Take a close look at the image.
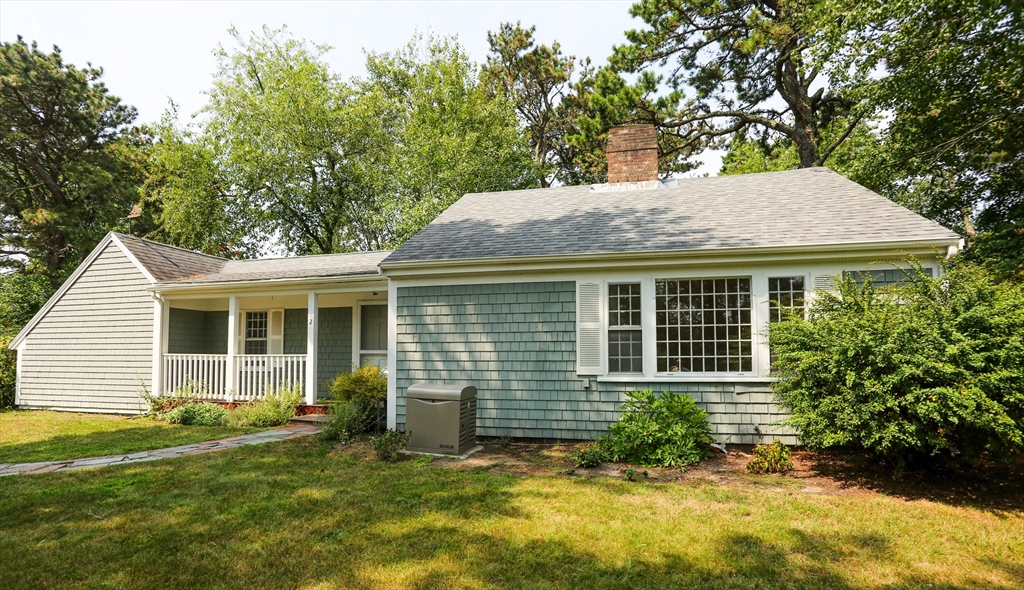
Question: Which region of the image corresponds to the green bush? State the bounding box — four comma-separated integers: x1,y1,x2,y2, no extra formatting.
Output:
746,440,793,474
139,381,200,416
0,272,54,409
238,384,303,427
571,442,609,468
328,364,387,430
601,390,714,468
319,400,365,442
165,402,229,426
369,429,410,462
769,261,1024,467
0,334,15,409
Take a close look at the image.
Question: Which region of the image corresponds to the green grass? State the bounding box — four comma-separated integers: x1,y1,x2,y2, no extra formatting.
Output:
1,436,1021,589
0,410,261,463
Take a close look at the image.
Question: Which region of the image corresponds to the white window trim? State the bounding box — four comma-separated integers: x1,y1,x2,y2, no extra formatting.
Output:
243,310,270,355
589,269,815,383
606,281,644,376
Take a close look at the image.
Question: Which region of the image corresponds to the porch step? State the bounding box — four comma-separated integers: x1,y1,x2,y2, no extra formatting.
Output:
289,414,332,425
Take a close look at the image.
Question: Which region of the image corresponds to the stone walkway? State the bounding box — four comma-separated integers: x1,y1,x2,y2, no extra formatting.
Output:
0,424,319,477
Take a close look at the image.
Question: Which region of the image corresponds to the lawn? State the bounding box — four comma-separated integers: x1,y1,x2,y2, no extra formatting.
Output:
0,410,261,464
1,436,1021,590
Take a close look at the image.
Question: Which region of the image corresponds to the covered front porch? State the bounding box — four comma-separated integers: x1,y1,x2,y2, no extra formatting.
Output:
152,288,389,405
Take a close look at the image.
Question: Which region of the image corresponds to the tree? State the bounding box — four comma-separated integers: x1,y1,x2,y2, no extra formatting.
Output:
482,22,587,187
826,0,1024,278
0,38,148,285
607,0,867,169
143,106,263,258
361,35,536,243
155,30,534,255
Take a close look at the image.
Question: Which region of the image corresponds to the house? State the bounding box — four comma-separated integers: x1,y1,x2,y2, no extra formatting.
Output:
8,125,961,443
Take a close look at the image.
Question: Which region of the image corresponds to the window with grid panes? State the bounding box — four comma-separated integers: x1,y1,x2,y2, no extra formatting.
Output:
768,277,806,365
245,311,268,355
608,283,643,373
655,278,752,372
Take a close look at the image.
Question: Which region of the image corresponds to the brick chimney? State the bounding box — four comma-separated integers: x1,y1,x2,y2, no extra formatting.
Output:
607,124,659,184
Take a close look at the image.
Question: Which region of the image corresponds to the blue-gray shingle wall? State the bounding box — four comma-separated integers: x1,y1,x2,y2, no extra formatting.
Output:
282,307,353,399
395,281,794,444
168,308,227,354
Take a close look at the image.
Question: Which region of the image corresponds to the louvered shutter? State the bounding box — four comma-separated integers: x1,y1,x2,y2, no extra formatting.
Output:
269,309,284,354
812,275,835,291
237,309,246,354
576,281,603,375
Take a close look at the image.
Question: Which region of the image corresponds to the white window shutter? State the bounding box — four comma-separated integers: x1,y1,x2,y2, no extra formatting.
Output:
269,309,284,354
237,309,246,354
812,275,835,291
576,281,603,375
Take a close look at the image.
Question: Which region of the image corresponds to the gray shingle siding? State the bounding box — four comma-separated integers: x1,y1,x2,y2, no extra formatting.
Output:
167,308,206,354
167,309,228,354
282,307,353,398
395,281,794,444
18,242,154,413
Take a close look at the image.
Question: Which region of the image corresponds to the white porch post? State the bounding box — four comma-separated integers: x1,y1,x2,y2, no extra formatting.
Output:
152,295,165,396
386,280,398,430
226,295,238,396
305,292,319,405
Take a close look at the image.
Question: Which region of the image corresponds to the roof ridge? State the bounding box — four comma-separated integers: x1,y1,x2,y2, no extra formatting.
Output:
226,249,394,264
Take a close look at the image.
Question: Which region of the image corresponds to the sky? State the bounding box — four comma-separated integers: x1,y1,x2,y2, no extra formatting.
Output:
0,0,722,175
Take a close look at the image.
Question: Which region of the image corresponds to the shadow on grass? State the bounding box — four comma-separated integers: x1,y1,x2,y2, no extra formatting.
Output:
0,437,1018,589
801,449,1024,514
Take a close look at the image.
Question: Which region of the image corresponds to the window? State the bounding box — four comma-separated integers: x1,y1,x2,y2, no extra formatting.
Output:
359,304,388,370
655,278,752,373
608,283,642,373
768,277,806,323
768,277,806,365
845,268,934,287
244,311,268,355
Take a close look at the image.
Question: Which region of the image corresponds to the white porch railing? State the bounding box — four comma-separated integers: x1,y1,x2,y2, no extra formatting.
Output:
162,354,306,402
234,354,306,401
163,354,228,399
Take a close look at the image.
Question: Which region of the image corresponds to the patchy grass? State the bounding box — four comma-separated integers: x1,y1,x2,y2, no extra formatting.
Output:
1,436,1021,589
0,410,261,463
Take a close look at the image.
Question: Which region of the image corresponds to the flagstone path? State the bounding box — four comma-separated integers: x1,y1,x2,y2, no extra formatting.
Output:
0,424,320,477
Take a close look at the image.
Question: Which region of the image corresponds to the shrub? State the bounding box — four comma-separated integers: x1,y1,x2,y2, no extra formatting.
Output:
238,384,302,427
601,390,714,468
769,261,1024,467
571,441,609,468
139,381,200,416
0,334,15,409
746,440,793,474
319,400,365,442
328,364,387,430
165,402,229,426
369,429,410,462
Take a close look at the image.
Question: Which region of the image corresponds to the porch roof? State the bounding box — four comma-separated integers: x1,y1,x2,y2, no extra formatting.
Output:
114,233,390,286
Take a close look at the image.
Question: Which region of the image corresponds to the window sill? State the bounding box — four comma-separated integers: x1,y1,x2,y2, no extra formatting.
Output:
596,374,774,383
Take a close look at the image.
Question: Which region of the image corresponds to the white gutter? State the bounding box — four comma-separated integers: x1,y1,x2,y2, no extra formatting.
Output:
379,238,960,278
149,272,387,294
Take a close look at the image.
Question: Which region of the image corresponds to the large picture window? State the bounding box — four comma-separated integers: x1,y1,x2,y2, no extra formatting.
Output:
244,311,268,355
655,278,752,373
608,283,643,373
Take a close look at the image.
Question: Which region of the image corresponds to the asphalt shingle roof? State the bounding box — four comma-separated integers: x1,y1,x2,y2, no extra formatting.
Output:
382,168,960,265
114,233,388,285
164,251,391,285
115,233,227,282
